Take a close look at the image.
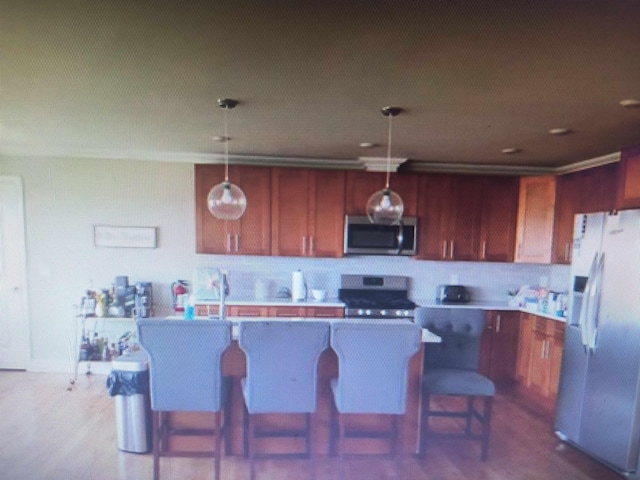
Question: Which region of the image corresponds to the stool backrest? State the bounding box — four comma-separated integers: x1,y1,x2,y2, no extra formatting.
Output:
330,320,421,414
238,320,330,413
137,319,231,412
415,307,485,371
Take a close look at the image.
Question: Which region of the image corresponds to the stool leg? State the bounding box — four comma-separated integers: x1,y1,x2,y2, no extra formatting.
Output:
417,392,430,457
481,397,493,461
214,412,222,480
248,413,256,480
243,403,249,458
466,396,474,436
152,411,160,480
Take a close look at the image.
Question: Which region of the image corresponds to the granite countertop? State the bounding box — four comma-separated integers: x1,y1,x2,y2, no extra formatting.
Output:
414,299,566,322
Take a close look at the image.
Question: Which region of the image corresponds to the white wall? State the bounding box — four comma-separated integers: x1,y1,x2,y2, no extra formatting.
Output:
0,156,569,372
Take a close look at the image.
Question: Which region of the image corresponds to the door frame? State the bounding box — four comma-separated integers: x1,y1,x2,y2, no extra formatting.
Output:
0,176,31,369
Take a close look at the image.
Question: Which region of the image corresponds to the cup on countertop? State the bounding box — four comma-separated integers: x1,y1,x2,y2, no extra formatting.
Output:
311,289,327,302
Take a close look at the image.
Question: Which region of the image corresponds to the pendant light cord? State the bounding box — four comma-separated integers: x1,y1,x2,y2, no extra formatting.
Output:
385,111,392,190
224,105,230,183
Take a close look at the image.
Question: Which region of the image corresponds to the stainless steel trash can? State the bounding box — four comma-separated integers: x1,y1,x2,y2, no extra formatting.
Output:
108,350,152,453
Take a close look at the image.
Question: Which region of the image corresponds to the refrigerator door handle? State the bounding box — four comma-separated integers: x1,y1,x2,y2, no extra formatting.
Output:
579,253,598,348
587,253,605,351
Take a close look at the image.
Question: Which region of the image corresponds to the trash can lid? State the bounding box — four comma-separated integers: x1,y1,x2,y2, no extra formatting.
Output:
111,350,148,372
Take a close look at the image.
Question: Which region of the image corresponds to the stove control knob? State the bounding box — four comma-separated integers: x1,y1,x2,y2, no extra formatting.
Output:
357,309,365,316
365,309,372,316
379,309,387,316
403,310,410,317
394,310,402,316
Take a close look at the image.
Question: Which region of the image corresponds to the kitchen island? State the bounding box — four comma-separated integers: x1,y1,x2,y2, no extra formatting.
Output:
147,316,439,456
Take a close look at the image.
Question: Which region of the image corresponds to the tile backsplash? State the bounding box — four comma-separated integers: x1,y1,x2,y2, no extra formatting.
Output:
196,254,570,304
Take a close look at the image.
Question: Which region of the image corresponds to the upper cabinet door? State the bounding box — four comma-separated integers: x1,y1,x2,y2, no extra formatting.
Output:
271,168,346,257
552,164,618,264
195,164,271,255
271,168,311,257
416,174,482,261
308,169,345,257
345,171,418,216
416,173,450,260
617,145,640,210
479,176,519,262
447,175,483,261
515,176,556,264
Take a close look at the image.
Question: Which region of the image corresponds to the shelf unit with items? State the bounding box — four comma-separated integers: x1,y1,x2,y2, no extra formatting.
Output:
72,312,138,381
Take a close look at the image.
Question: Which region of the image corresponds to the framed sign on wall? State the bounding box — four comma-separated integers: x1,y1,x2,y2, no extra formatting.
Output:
94,225,157,248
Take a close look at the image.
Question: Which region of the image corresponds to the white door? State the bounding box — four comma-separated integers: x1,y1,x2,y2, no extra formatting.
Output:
0,176,30,369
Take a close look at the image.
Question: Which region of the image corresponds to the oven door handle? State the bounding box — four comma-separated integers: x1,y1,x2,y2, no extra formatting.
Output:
396,221,404,255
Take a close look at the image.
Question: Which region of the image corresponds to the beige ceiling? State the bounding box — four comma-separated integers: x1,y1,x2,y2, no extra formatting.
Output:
2,0,640,174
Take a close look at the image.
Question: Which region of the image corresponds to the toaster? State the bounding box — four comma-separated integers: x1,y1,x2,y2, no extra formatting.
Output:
436,285,471,303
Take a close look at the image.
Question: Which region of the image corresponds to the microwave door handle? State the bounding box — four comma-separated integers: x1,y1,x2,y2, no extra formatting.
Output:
396,221,404,255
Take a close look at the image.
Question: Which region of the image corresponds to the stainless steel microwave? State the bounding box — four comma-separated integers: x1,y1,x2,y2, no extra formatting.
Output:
343,215,417,256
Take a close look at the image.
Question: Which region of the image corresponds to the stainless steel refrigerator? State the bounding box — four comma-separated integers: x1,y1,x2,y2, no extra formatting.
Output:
555,209,640,476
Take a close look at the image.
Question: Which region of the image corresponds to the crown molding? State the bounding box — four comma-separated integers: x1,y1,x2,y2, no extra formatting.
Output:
0,144,621,176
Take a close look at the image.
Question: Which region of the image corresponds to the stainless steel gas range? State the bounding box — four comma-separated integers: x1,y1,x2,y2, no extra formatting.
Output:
338,274,416,319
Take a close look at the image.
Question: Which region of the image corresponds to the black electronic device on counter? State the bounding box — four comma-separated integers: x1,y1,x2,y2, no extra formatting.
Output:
436,285,471,303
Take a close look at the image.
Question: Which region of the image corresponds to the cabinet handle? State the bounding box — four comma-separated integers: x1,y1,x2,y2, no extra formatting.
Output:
302,236,307,255
237,313,260,317
309,236,315,256
450,240,455,259
565,243,570,262
277,313,302,317
313,313,335,317
235,234,239,252
496,315,501,333
226,234,232,253
541,339,547,359
482,241,487,260
442,241,448,259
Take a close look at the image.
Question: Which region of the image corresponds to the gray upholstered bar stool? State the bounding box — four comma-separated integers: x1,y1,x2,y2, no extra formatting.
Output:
137,319,231,480
238,320,331,480
329,320,422,477
415,307,495,461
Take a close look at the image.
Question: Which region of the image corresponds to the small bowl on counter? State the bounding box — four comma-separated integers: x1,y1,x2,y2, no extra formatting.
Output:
311,289,327,302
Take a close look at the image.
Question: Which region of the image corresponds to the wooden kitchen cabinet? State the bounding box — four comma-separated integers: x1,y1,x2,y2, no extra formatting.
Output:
269,305,344,318
416,173,482,261
616,145,640,209
271,168,345,257
195,164,271,255
196,304,344,318
515,176,556,264
552,164,618,264
479,176,519,262
479,310,521,383
344,171,418,216
516,313,565,409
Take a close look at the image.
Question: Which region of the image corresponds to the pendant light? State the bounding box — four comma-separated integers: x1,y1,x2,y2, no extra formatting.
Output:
207,98,247,220
366,106,404,224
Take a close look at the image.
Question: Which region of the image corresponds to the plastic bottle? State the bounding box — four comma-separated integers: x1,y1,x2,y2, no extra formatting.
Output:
184,294,196,320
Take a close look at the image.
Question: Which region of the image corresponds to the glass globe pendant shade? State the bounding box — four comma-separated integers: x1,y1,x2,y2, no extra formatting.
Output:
207,181,247,220
366,187,404,225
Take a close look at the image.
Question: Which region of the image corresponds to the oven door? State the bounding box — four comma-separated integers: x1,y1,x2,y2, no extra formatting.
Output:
344,215,417,255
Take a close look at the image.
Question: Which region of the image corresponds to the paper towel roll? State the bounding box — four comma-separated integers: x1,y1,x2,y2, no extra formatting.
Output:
292,270,307,302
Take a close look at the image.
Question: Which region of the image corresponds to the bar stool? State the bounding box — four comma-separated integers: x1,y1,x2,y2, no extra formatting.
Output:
329,320,422,477
415,307,495,461
137,319,231,480
238,320,330,480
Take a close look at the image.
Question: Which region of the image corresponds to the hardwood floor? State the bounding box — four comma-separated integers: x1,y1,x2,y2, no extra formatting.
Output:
0,371,625,480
